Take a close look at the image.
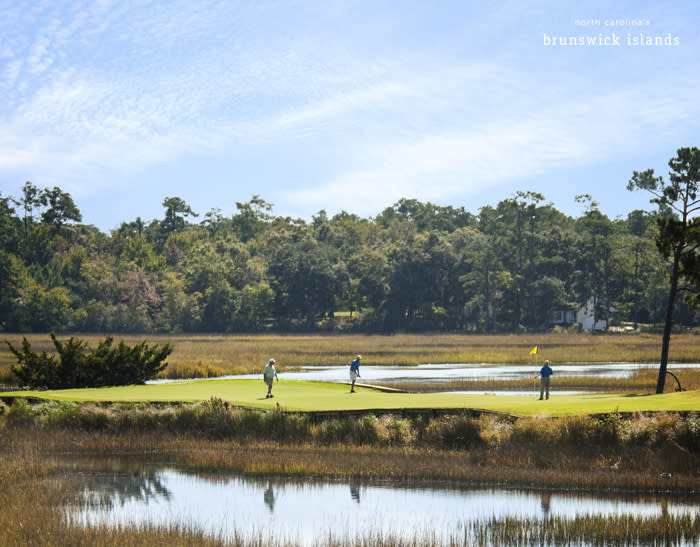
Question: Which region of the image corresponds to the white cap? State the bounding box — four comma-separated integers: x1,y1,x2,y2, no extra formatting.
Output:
269,358,275,364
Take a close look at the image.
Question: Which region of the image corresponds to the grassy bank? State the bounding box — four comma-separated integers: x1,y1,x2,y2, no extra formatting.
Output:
2,400,699,491
3,332,700,383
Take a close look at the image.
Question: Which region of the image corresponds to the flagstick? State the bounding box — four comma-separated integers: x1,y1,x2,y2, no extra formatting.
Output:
533,348,538,395
528,346,538,394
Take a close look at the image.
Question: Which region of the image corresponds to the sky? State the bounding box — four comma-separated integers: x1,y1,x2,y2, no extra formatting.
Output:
1,0,699,232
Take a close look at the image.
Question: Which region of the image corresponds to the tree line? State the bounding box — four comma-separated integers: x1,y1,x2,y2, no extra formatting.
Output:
1,151,699,336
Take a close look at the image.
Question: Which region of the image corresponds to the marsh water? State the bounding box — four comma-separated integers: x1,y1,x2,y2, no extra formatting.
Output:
151,362,700,395
65,460,697,545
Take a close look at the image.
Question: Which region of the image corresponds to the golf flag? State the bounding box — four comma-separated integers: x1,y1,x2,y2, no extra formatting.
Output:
529,346,538,355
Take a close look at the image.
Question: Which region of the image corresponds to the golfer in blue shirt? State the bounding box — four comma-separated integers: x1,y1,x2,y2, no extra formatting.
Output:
539,360,553,400
349,355,361,393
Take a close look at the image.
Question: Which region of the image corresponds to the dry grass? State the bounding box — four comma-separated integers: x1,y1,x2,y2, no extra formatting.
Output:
2,415,700,546
3,332,700,383
378,367,700,393
2,442,697,547
3,402,699,492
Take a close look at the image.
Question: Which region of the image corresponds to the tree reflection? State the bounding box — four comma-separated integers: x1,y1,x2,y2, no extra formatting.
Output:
79,471,171,509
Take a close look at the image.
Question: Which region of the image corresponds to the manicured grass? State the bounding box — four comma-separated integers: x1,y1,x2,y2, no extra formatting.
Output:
3,379,698,416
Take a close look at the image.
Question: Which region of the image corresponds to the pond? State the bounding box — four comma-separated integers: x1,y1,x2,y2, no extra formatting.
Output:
66,462,698,545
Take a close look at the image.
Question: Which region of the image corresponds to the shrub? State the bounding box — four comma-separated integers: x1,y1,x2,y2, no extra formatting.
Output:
674,413,700,453
5,399,37,427
75,404,114,431
43,400,82,427
349,414,380,445
422,414,482,449
594,413,624,446
6,333,173,389
509,415,557,445
314,415,380,446
259,407,312,443
476,414,511,446
195,396,239,439
315,418,352,445
555,414,594,446
376,415,415,446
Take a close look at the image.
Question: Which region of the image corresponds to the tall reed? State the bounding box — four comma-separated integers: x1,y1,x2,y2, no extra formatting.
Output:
3,400,699,493
4,332,700,380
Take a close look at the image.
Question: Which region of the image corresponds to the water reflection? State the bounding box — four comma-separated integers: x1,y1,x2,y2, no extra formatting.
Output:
81,470,171,509
69,462,697,545
264,481,276,513
540,491,551,516
349,481,361,503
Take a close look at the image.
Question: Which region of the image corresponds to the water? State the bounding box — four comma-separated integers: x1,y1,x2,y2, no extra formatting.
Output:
149,362,700,395
69,464,698,545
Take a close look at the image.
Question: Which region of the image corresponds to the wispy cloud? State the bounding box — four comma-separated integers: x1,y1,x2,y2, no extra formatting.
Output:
282,76,700,216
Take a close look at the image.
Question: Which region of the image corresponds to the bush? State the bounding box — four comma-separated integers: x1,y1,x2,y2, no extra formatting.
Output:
5,399,36,427
422,414,482,449
6,333,173,389
508,415,558,445
674,413,700,452
594,413,624,446
555,414,594,446
376,415,415,446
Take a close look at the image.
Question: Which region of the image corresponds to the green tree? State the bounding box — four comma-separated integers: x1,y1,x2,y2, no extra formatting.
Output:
267,237,346,324
493,192,545,329
19,181,40,237
460,226,511,332
160,196,198,237
627,146,700,393
235,282,274,331
573,195,616,329
39,186,82,227
231,195,273,242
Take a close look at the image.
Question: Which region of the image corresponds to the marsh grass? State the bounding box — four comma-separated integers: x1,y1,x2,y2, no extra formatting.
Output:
3,332,700,383
3,400,699,491
1,434,699,547
3,404,700,546
378,368,700,394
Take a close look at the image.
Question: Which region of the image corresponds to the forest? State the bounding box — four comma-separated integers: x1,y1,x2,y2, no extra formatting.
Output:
0,181,698,334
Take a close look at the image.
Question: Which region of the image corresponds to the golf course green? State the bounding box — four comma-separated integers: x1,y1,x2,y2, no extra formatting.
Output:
2,380,699,416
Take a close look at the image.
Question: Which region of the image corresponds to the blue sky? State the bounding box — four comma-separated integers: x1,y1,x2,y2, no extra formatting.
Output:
1,1,698,231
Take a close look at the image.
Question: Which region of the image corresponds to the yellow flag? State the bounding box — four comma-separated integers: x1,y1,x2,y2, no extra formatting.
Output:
529,346,538,355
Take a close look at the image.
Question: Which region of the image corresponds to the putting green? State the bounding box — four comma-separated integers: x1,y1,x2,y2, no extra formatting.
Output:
1,380,699,416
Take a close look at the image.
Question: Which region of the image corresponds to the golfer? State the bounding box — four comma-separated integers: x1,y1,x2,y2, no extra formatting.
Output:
538,359,553,400
263,358,278,398
349,354,361,393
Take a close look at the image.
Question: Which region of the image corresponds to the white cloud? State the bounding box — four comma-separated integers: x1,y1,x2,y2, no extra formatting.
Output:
282,78,700,216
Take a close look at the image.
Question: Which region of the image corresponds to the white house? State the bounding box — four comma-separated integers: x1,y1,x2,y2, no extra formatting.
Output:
552,297,616,331
576,297,615,331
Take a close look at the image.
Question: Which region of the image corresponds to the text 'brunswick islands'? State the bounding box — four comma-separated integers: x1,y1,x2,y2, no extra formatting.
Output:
543,32,680,47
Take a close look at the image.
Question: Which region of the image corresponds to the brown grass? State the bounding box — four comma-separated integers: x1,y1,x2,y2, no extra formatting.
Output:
3,405,699,493
2,414,699,546
3,332,700,383
377,367,700,393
